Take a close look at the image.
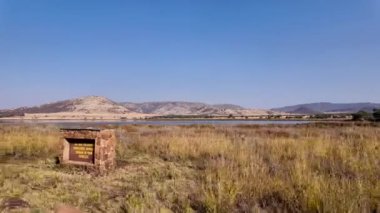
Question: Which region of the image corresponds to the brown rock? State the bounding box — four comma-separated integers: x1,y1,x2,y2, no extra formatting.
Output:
0,197,30,211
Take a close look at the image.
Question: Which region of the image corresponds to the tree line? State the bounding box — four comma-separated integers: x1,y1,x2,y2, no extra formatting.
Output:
352,109,380,121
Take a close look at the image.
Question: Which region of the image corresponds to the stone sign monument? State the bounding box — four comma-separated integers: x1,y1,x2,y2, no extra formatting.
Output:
59,128,116,173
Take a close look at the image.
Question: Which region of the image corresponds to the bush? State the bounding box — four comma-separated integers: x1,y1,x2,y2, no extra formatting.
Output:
313,114,332,119
352,111,372,121
373,109,380,122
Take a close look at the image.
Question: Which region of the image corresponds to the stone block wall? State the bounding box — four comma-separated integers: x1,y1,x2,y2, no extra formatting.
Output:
60,128,116,173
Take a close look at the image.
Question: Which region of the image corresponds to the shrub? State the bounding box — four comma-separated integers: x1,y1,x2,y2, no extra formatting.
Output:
352,111,372,121
373,109,380,122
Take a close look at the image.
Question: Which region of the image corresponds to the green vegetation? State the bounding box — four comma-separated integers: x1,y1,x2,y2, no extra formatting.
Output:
351,109,380,122
373,109,380,122
0,124,380,212
352,111,373,121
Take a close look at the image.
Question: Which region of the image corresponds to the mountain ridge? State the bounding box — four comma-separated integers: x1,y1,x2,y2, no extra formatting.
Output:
0,96,274,118
0,96,131,117
2,97,379,118
120,101,253,115
272,102,380,114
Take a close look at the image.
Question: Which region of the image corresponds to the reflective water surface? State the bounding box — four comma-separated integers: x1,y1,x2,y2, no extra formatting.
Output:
0,119,311,128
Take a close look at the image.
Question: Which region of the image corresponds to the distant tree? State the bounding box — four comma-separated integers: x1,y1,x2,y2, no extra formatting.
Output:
373,109,380,122
314,114,331,119
352,111,372,121
228,114,234,119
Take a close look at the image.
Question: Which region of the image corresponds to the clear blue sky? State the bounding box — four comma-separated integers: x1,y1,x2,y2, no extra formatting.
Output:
1,0,379,109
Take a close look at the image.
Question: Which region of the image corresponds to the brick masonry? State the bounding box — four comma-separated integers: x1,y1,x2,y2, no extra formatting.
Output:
59,128,116,173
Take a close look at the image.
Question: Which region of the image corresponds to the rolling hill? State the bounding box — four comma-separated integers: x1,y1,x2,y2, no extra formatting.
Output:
0,96,130,117
120,101,272,116
272,102,380,114
3,97,379,119
0,96,276,118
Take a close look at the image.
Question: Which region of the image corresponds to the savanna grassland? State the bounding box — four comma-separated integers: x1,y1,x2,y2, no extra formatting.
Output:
0,123,379,212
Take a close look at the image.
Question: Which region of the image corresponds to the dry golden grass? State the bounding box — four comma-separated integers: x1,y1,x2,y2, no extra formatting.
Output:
0,123,379,212
0,125,60,160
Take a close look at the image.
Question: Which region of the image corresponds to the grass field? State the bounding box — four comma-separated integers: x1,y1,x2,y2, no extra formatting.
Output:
0,123,379,212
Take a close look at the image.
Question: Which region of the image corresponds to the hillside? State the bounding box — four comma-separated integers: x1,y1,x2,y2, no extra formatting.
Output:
121,101,273,116
0,96,130,117
0,97,276,119
4,98,379,119
0,96,150,119
272,102,380,114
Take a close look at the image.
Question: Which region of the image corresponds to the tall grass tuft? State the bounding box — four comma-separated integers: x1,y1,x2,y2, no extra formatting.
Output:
0,125,60,160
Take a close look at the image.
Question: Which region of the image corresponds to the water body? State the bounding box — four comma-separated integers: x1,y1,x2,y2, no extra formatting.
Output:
0,119,311,128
